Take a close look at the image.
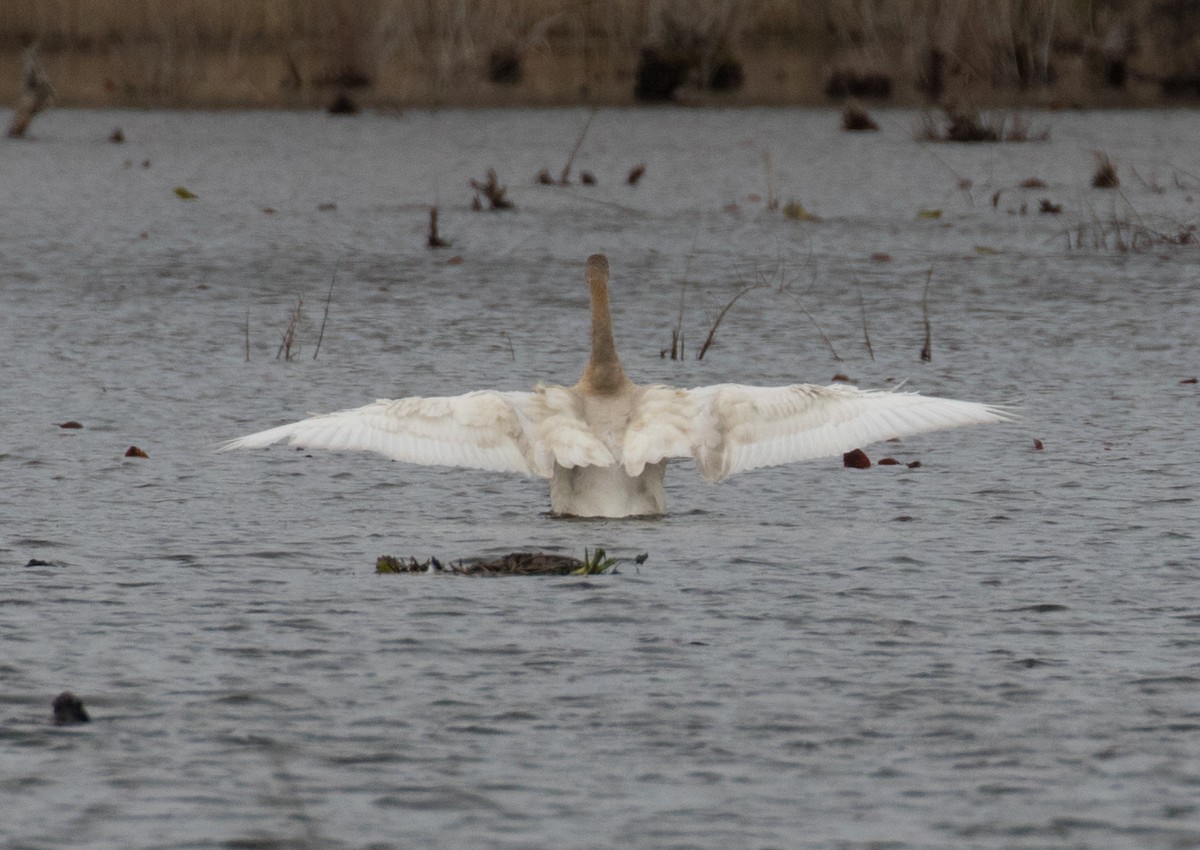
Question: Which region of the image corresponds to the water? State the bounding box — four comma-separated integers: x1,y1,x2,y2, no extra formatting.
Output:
3,107,1199,849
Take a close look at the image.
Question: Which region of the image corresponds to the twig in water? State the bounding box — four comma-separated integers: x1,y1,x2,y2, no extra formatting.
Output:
920,269,933,362
427,206,449,247
762,151,778,210
857,279,875,361
276,297,303,361
698,282,768,360
313,265,337,360
778,287,842,362
559,108,596,184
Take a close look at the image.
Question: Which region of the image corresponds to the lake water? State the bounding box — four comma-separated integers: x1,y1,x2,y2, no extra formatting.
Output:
3,107,1199,849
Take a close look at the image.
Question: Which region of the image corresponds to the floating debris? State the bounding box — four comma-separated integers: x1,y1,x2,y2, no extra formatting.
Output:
1038,199,1063,214
173,186,198,200
877,457,901,465
124,446,149,458
1033,438,1045,450
25,558,53,567
627,164,646,186
783,200,818,221
427,206,449,248
1019,177,1047,188
1092,152,1119,188
907,460,922,468
843,449,871,469
108,128,125,143
470,169,513,210
58,421,83,429
580,171,596,185
841,101,879,132
376,549,644,577
535,168,554,185
52,692,90,725
327,92,360,115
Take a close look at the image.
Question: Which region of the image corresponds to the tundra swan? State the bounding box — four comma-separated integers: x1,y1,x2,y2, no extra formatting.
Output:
223,254,1012,517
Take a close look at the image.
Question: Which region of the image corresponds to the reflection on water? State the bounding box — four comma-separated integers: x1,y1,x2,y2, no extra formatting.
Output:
2,108,1199,849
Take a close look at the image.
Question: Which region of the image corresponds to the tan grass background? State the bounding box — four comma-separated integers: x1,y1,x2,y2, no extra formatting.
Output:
1,1,1195,108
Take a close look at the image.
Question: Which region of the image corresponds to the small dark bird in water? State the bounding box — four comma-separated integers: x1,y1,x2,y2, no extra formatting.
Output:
52,691,90,725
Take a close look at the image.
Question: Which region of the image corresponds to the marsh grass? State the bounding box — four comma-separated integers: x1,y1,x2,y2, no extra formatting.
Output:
276,297,303,361
7,0,1192,108
917,107,1049,143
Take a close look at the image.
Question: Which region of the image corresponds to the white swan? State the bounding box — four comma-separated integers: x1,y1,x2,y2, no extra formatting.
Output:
223,254,1012,517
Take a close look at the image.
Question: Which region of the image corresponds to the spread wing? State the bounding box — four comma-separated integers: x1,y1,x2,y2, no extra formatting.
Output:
221,390,542,477
627,383,1012,482
220,386,616,479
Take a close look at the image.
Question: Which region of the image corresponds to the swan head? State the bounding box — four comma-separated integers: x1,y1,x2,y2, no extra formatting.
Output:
579,253,631,395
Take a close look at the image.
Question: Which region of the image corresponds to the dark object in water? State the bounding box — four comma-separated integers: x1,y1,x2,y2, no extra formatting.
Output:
535,168,554,185
1038,198,1062,214
906,460,922,469
25,558,53,567
627,164,646,186
580,171,596,185
841,101,879,132
59,421,83,429
377,550,641,576
470,169,514,210
843,449,871,469
125,446,149,458
53,692,90,725
634,46,690,101
327,92,360,115
427,207,449,248
1092,152,1119,188
877,457,901,465
109,128,125,143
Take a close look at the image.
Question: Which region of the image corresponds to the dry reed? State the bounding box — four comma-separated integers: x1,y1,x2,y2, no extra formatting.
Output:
4,1,1196,108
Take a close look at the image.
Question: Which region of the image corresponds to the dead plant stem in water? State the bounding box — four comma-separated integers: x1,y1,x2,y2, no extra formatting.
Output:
857,279,875,361
920,269,933,362
313,265,336,360
559,108,596,184
698,282,767,360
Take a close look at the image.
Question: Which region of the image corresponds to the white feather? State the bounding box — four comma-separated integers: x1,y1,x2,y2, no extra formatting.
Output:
222,255,1015,517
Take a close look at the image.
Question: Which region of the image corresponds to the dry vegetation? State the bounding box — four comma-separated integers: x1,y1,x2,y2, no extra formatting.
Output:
2,0,1200,108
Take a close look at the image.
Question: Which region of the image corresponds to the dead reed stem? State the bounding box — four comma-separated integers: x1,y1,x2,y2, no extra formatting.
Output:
559,107,596,184
920,269,933,362
857,280,874,361
276,297,303,361
312,266,336,360
697,282,766,360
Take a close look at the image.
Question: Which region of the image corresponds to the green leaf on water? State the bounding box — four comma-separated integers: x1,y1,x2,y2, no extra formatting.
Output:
174,186,198,200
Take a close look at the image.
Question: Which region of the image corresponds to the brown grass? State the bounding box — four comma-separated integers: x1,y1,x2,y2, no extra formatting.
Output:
3,1,1198,108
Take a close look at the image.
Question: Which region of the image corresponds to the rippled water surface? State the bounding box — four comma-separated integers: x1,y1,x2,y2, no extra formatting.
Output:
3,108,1200,849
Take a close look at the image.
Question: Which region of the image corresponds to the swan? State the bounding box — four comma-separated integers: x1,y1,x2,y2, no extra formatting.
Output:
223,254,1012,518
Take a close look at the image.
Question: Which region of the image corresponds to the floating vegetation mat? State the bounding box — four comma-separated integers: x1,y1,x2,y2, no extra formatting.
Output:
376,549,645,577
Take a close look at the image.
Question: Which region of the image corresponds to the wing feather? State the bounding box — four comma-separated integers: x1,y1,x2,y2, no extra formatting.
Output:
220,389,550,477
686,383,1014,482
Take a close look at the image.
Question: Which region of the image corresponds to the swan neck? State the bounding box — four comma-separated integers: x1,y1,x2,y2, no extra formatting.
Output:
581,254,628,394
